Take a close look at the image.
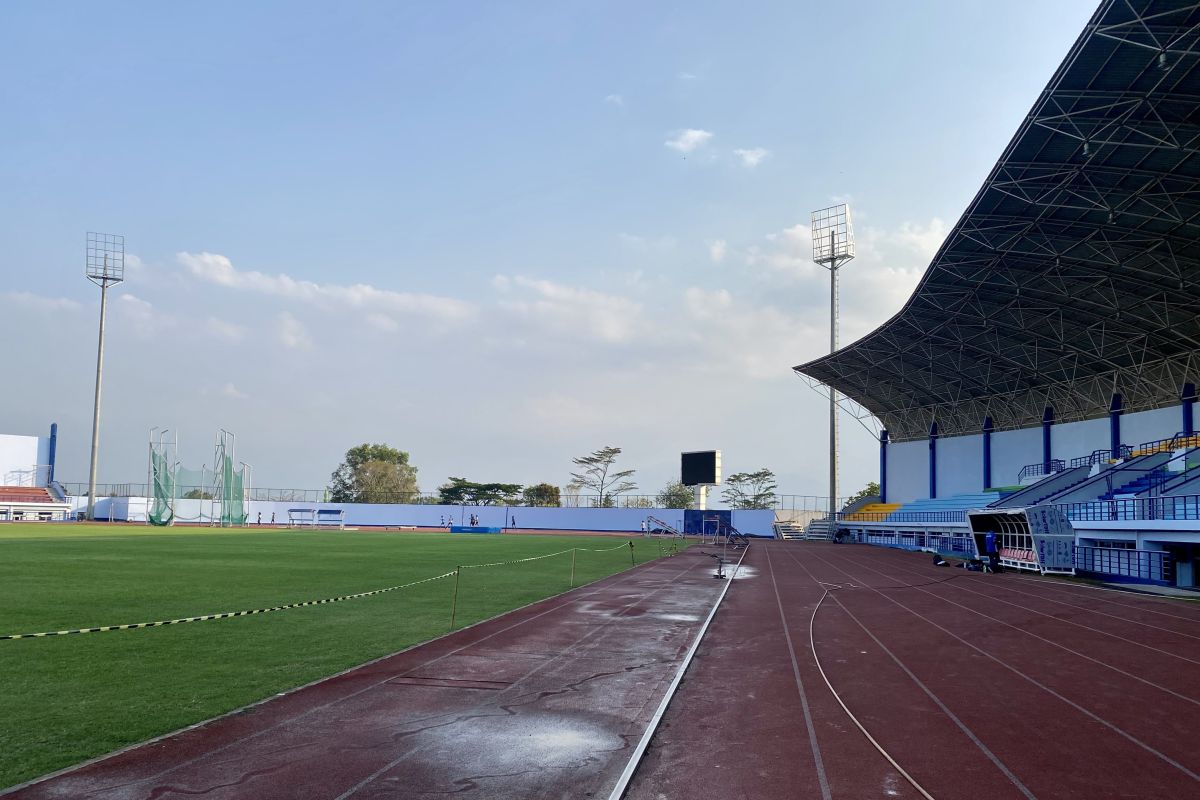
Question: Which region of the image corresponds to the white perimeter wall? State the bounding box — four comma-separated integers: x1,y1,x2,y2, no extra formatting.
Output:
0,434,49,486
884,404,1189,504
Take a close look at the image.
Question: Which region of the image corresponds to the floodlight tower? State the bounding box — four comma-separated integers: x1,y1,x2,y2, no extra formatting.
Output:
810,205,854,521
85,232,125,521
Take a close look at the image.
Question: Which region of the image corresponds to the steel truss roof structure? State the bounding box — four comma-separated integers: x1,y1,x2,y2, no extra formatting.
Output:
794,0,1200,442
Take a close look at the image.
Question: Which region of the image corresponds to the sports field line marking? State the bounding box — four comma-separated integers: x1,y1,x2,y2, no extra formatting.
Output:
9,551,698,799
789,548,1030,800
1004,573,1200,619
896,571,1200,666
807,548,1200,786
765,546,833,800
0,571,458,641
952,575,1200,642
840,552,1200,708
605,544,748,800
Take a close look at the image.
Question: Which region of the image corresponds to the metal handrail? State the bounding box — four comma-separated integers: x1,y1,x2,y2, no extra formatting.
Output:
1017,460,1065,482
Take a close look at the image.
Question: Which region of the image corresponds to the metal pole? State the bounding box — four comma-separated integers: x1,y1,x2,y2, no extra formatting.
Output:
450,567,462,630
629,540,636,567
829,228,839,522
86,281,109,521
570,549,576,587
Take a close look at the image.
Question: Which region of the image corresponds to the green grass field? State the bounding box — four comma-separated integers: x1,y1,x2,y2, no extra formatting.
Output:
0,524,680,789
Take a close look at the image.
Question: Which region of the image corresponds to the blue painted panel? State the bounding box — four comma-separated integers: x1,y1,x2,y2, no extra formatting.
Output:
684,509,730,535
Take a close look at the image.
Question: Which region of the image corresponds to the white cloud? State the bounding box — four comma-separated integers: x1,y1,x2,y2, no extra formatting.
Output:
664,129,713,153
178,252,473,322
893,218,949,258
604,94,624,106
276,311,312,350
678,71,698,80
116,293,170,337
495,275,643,344
206,317,246,342
618,232,677,252
682,287,821,379
365,313,399,333
4,292,81,311
733,147,770,167
221,382,247,399
708,239,728,263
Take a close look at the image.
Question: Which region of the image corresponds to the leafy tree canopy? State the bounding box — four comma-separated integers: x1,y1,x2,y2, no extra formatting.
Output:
522,483,561,507
656,481,694,509
438,477,523,506
329,444,419,503
721,468,777,510
570,446,637,507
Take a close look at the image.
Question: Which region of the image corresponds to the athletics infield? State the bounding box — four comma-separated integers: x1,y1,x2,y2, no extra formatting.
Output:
7,542,1199,799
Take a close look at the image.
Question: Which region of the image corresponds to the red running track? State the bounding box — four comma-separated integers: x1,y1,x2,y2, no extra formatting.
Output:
4,548,727,800
625,541,1200,800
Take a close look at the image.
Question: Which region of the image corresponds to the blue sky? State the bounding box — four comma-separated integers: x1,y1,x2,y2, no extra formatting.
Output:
0,0,1099,500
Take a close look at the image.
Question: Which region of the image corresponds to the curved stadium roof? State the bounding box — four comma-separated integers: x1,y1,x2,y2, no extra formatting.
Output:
795,0,1200,442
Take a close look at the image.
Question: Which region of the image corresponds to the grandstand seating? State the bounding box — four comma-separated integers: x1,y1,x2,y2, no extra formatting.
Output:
0,486,56,504
841,503,900,521
884,492,996,521
0,485,70,521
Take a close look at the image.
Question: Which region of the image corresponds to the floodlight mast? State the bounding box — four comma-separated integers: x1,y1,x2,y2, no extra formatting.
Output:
810,205,854,521
85,233,125,521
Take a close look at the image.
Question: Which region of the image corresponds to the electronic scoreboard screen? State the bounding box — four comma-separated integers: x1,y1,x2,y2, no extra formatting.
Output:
681,450,720,486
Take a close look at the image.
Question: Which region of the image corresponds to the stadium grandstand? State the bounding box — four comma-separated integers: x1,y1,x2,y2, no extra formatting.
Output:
0,425,71,521
795,0,1200,589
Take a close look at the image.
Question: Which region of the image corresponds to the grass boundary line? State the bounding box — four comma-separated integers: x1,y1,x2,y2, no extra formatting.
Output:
0,540,644,641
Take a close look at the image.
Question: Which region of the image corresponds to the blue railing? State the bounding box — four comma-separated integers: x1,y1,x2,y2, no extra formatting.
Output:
838,510,968,524
1074,546,1172,583
1057,494,1200,522
1070,446,1132,468
1018,460,1065,482
851,530,975,555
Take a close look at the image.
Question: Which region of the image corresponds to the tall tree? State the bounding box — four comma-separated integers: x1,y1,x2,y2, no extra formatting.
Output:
656,481,694,509
842,481,881,510
437,478,523,506
721,468,777,510
522,483,561,507
329,444,419,503
570,446,637,508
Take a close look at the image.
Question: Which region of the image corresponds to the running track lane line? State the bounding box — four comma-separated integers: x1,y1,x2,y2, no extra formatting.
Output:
764,545,832,800
1009,574,1200,616
950,574,1200,642
838,552,1200,708
332,554,716,800
605,544,749,800
782,548,1035,800
10,554,703,799
885,571,1200,666
805,549,1200,785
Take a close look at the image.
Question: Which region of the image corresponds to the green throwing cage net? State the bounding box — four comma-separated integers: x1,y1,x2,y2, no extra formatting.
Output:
148,449,175,527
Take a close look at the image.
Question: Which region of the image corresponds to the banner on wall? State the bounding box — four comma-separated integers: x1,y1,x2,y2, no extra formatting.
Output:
1027,504,1075,574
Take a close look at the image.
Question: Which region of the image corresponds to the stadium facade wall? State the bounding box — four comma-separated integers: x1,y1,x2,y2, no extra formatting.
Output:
885,440,926,503
74,497,777,536
883,404,1185,504
0,433,50,487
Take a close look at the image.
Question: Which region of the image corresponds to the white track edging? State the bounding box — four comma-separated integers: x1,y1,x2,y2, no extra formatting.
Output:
606,545,749,800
